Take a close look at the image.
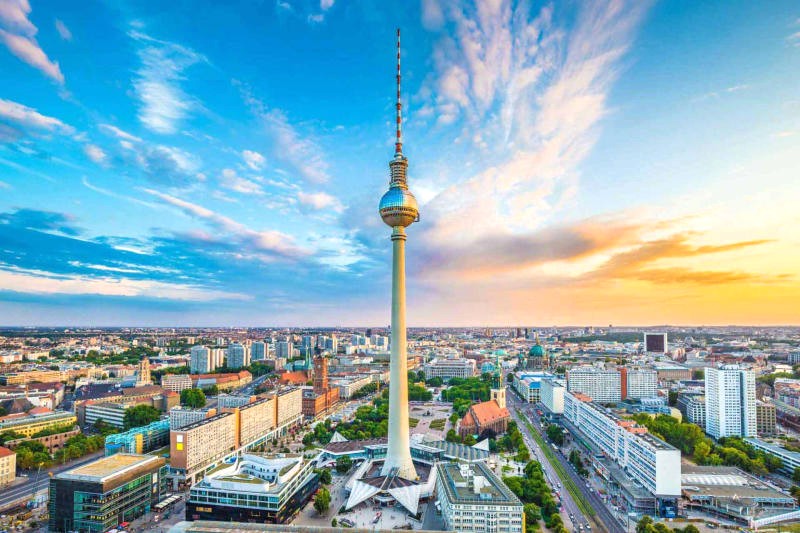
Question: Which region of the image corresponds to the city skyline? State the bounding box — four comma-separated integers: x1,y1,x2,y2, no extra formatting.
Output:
1,1,799,327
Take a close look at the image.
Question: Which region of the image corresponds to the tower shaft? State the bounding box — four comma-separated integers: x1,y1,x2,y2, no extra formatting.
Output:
381,226,417,479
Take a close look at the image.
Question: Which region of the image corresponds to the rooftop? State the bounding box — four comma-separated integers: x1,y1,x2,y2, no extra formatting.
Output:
681,465,793,502
437,461,521,506
58,453,163,484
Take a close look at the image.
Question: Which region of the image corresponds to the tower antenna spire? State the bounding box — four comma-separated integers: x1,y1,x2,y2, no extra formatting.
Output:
395,28,403,156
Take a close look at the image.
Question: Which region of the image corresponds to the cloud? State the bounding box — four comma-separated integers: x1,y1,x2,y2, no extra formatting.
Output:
235,82,330,183
99,124,142,143
320,0,334,10
242,149,266,170
134,144,200,186
297,191,342,212
0,98,73,133
54,19,71,41
0,0,64,83
83,144,107,164
129,30,206,134
219,168,264,195
421,0,445,30
143,189,308,259
307,13,324,24
0,208,80,236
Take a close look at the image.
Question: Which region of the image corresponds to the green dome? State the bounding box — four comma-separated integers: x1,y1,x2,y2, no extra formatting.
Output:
529,344,545,358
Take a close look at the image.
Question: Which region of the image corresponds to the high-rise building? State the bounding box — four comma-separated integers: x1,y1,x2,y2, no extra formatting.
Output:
644,333,668,354
705,365,756,439
324,336,338,353
190,345,212,374
377,28,419,481
756,400,777,437
227,342,249,369
276,341,294,359
566,367,622,403
251,341,267,361
621,368,658,400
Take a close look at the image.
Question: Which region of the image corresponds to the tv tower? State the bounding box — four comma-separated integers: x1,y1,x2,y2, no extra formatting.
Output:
378,28,419,480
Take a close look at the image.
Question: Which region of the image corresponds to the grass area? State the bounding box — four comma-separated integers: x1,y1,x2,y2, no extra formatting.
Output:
429,418,446,430
409,417,419,428
523,418,596,518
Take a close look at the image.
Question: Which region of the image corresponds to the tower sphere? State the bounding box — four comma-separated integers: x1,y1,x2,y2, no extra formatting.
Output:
379,186,419,227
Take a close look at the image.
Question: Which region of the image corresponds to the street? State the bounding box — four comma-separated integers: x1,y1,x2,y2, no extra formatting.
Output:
508,393,625,533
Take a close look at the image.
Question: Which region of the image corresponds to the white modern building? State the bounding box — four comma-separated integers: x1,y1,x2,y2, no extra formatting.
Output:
624,369,658,400
190,345,213,374
564,390,681,503
705,365,756,439
436,461,524,533
541,378,566,414
686,395,706,428
567,367,622,403
744,438,800,477
423,358,476,381
513,372,553,403
169,406,215,430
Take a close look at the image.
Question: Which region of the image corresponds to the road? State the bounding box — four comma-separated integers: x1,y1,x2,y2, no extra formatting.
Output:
0,450,106,511
508,393,625,533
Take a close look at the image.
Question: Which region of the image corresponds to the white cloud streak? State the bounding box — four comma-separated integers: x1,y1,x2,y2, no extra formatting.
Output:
0,1,64,83
129,30,206,134
0,98,73,133
54,19,72,41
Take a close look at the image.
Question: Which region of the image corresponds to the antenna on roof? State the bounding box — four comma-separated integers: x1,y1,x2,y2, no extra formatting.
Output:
395,28,403,156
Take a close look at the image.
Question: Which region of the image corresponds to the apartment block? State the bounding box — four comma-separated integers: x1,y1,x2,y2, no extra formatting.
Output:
170,412,238,483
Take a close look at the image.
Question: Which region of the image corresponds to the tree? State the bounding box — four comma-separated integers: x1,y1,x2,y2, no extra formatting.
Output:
336,455,353,473
123,404,161,430
546,425,564,446
314,487,331,515
446,429,460,443
793,467,800,484
180,388,207,408
463,434,477,446
636,516,654,533
202,384,219,396
316,468,332,485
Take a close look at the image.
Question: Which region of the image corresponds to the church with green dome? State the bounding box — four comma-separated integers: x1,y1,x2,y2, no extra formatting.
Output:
524,332,556,370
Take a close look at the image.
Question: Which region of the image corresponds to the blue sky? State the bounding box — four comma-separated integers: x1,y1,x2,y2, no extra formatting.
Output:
0,0,798,326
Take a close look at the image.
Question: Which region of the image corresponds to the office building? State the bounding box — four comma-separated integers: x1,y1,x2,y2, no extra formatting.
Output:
190,346,213,374
685,395,706,428
423,358,476,381
161,374,193,393
436,461,524,533
324,336,338,353
251,341,267,361
564,390,681,513
644,333,668,353
705,365,756,439
0,447,15,487
0,410,77,437
756,401,776,437
230,396,277,446
745,438,800,477
217,394,253,409
513,372,553,403
170,412,238,485
275,387,303,426
105,419,170,455
48,453,167,532
226,343,249,369
334,375,373,399
186,453,319,524
622,368,658,400
276,341,294,359
84,402,130,429
169,406,217,430
653,362,692,382
541,378,566,414
567,367,622,403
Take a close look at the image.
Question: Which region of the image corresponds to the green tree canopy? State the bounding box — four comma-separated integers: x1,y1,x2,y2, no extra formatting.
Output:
123,404,161,430
180,388,207,408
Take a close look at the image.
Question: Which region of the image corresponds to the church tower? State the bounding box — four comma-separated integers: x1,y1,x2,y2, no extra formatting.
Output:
490,353,506,409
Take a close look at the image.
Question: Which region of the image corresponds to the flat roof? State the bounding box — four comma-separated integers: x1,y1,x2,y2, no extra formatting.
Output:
437,461,521,506
57,453,163,484
681,466,793,502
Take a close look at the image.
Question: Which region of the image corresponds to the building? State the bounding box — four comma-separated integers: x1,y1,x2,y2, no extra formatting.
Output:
0,409,77,437
564,390,681,515
170,412,238,484
301,356,339,419
436,461,524,533
227,343,249,369
169,406,217,430
653,362,692,382
229,396,277,446
275,387,303,426
48,453,167,532
251,341,267,361
541,378,566,414
105,419,170,455
566,367,622,403
0,447,15,487
186,453,319,524
644,333,668,353
161,374,193,392
333,375,373,399
136,357,151,386
681,465,799,528
189,371,252,392
512,372,553,403
84,402,131,429
458,398,510,439
622,369,658,400
756,401,777,437
275,341,294,359
217,394,253,409
190,346,213,374
745,438,800,477
423,357,476,381
685,395,706,428
705,365,756,439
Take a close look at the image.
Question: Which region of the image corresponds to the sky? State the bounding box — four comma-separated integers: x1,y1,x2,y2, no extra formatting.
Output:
0,0,799,327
